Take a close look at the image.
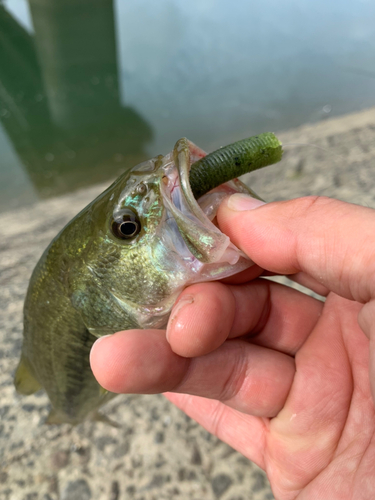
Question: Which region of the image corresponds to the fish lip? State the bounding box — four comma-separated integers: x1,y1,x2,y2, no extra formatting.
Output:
159,143,249,267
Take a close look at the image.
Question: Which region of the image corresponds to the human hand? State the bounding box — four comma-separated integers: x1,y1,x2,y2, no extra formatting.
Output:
91,195,375,500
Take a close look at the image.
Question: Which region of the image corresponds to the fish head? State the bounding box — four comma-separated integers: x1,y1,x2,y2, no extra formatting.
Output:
67,139,251,332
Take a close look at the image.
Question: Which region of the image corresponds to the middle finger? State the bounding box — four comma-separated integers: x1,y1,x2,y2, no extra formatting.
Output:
166,279,324,358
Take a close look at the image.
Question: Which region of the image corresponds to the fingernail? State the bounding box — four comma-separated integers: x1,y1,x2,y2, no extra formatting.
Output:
166,295,194,343
93,334,113,346
227,193,265,211
90,335,113,364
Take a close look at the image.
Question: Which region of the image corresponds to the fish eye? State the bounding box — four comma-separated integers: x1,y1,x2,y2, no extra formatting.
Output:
111,210,141,240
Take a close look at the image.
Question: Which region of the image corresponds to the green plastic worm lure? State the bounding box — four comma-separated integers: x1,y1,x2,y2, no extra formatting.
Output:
189,132,282,198
15,132,282,424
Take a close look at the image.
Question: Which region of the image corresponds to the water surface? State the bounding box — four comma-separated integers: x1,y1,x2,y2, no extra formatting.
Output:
1,0,375,212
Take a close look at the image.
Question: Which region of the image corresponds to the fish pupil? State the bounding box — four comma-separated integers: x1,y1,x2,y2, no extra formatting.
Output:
111,209,141,240
119,221,138,237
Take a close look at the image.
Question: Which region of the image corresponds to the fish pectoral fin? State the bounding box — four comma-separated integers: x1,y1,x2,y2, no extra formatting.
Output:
91,411,121,428
14,354,42,395
87,326,117,339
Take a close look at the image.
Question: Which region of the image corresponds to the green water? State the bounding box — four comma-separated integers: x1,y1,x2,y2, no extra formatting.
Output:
1,0,375,213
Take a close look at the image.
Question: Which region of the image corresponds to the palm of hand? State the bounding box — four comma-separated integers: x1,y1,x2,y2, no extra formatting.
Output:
163,290,373,500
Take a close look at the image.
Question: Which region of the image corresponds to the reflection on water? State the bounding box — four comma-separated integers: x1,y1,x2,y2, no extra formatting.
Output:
0,0,152,211
1,0,375,212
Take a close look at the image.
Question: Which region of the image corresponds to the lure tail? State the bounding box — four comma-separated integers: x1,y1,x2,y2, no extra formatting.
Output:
189,132,283,199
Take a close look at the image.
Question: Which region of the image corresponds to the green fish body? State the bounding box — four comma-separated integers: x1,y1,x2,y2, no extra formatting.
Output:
15,135,282,424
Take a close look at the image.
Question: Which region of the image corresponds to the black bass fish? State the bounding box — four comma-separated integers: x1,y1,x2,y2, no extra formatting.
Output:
14,134,282,425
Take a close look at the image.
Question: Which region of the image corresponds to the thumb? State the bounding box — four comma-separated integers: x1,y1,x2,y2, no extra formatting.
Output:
218,194,375,404
217,195,375,304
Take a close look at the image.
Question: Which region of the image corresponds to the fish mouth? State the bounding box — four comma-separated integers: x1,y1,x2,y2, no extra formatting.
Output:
159,138,252,282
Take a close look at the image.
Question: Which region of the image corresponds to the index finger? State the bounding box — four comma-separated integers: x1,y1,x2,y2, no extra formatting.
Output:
218,195,375,304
